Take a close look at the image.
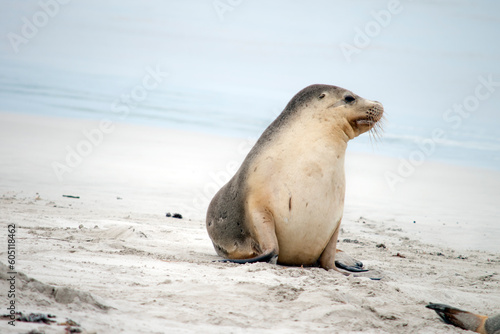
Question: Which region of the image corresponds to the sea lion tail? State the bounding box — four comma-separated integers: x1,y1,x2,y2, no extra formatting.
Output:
219,251,278,265
426,303,489,334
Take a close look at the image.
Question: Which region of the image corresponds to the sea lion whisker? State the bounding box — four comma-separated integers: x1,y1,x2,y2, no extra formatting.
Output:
373,115,385,139
368,118,383,145
369,128,380,148
368,129,374,146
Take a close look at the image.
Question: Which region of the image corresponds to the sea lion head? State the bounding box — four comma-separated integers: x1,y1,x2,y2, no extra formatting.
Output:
285,84,384,140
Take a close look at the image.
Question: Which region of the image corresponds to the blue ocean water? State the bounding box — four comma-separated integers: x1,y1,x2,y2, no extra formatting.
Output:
1,0,499,170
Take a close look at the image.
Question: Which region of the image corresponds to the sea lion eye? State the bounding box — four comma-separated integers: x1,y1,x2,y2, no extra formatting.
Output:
319,93,326,99
344,95,355,103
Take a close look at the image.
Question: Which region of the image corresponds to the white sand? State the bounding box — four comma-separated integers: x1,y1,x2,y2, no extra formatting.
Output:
0,112,499,333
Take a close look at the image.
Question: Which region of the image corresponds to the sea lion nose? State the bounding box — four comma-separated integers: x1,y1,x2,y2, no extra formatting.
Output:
373,101,384,113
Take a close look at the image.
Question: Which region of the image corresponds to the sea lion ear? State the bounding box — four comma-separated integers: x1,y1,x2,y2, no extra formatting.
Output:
318,93,326,99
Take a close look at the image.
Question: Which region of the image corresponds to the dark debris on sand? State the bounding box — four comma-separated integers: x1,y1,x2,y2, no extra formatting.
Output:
166,212,183,219
1,312,83,333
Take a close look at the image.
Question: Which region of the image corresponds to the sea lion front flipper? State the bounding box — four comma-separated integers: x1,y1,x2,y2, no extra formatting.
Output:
332,241,384,279
218,251,278,264
334,261,368,272
334,249,367,272
319,222,369,274
426,303,488,333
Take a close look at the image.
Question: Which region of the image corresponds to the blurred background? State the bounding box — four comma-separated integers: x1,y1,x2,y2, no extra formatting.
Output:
0,0,499,170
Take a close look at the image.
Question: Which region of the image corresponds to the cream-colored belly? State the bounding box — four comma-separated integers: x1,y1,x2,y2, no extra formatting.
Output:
272,168,344,265
247,148,345,265
244,117,348,265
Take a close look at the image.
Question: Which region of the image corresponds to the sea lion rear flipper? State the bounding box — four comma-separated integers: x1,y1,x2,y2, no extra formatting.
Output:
426,303,489,333
217,207,279,265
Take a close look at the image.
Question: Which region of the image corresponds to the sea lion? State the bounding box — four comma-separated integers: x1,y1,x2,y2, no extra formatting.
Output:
206,84,384,272
427,303,500,334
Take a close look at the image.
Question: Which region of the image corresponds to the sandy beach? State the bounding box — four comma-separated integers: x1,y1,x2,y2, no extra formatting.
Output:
1,1,499,332
0,112,499,333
